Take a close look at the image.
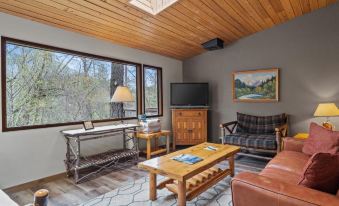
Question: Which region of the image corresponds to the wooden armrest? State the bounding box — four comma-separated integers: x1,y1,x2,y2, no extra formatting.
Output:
220,121,238,140
275,123,288,136
219,121,238,128
275,123,288,152
275,123,288,132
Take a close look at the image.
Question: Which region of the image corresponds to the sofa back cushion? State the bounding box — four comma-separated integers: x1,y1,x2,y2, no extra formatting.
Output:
298,152,339,194
236,113,287,135
302,122,339,155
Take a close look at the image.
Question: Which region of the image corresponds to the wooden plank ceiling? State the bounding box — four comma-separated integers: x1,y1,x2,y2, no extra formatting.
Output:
0,0,337,60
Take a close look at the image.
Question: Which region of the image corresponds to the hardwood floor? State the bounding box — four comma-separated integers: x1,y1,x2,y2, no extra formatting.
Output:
7,165,148,206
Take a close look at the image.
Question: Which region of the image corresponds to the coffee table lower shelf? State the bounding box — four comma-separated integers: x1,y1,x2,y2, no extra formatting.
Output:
158,167,231,201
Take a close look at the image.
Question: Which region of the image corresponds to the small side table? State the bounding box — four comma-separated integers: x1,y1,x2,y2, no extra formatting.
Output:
136,130,171,159
294,133,309,139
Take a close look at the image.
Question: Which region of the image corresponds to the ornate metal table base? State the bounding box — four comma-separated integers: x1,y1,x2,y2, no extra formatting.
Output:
61,124,139,183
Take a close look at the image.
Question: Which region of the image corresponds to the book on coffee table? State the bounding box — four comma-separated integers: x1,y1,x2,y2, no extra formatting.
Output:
171,154,203,165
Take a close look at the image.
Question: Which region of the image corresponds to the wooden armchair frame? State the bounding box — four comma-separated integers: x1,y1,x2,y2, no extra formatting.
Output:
219,117,288,160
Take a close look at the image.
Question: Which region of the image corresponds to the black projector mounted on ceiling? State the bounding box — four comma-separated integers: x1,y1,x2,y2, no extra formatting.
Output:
201,38,224,51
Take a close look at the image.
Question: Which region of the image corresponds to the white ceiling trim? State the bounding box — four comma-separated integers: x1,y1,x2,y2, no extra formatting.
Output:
129,0,178,15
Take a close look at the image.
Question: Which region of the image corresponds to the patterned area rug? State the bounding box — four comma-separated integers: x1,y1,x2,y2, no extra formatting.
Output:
80,175,232,206
79,157,267,206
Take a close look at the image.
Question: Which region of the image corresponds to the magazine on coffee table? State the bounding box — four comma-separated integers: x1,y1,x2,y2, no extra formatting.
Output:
171,154,203,165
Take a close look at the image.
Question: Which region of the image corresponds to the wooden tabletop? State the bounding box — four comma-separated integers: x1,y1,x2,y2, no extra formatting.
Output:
138,142,240,181
136,130,171,139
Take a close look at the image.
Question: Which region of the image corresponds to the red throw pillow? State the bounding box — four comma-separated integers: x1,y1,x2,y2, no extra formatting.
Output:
298,152,339,194
302,122,339,155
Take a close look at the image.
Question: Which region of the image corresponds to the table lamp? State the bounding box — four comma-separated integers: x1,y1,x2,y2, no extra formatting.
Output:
314,103,339,130
111,86,134,119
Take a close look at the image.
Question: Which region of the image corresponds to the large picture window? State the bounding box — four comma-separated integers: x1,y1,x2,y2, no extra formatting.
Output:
143,65,163,117
1,37,142,131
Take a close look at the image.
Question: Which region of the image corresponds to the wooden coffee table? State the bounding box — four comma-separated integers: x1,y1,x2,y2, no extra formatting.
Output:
138,142,240,206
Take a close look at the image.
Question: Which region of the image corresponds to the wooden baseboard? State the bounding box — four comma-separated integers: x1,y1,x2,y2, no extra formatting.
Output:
3,172,67,194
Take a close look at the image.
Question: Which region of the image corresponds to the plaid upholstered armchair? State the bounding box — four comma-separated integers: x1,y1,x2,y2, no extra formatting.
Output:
220,113,288,160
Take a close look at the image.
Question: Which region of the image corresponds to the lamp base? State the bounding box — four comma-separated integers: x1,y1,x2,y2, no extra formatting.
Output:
322,121,334,131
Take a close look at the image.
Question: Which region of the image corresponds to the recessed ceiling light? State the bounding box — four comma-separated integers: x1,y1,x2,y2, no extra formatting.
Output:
129,0,178,15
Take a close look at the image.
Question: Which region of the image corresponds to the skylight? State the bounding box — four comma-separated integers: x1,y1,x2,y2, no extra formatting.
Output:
129,0,178,15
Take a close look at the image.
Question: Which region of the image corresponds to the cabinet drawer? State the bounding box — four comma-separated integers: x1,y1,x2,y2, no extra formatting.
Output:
175,110,204,117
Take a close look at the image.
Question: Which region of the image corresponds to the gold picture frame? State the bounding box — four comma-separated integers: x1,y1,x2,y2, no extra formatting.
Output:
232,68,279,102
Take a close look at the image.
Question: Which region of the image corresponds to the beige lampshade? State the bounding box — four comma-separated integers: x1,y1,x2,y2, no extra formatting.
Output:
111,86,134,102
314,103,339,117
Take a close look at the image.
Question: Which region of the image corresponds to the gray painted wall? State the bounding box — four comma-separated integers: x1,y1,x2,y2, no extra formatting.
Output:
183,3,339,142
0,13,182,189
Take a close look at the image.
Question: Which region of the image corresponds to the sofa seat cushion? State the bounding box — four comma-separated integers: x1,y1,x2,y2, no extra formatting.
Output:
223,133,277,150
260,167,301,185
265,151,310,175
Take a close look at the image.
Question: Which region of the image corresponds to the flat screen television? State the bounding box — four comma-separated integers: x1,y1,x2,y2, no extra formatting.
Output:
170,83,209,107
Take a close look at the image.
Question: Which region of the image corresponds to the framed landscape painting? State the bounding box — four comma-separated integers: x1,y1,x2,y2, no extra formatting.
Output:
233,68,279,102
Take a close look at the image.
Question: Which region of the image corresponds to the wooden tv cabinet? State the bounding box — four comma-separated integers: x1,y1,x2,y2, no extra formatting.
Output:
172,108,208,147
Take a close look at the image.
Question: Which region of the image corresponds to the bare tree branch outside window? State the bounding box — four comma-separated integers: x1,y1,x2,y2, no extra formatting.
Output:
143,66,161,116
4,42,138,128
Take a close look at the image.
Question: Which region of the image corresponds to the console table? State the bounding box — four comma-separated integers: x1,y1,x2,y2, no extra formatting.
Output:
61,124,139,183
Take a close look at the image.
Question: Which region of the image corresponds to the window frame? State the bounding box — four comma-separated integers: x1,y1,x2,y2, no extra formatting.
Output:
1,37,143,132
142,64,163,117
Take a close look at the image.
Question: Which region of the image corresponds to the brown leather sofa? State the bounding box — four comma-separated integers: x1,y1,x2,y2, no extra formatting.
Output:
231,137,339,206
